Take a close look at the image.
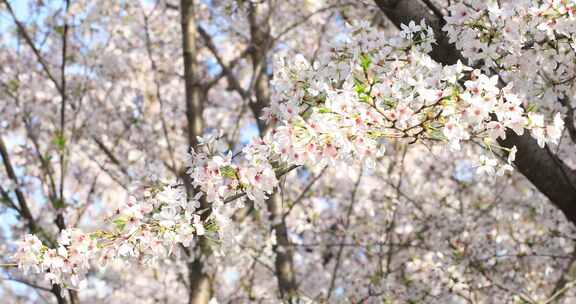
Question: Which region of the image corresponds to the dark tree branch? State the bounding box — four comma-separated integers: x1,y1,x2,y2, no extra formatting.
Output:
0,137,38,234
55,0,71,235
92,137,131,179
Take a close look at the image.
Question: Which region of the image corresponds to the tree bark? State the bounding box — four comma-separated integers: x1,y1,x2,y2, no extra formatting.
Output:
180,1,212,303
268,192,298,299
373,0,576,225
181,0,204,149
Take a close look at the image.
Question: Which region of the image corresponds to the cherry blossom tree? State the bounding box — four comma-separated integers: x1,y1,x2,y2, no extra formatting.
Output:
1,0,576,303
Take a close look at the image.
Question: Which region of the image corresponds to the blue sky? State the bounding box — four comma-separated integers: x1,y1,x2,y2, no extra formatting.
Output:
0,0,30,29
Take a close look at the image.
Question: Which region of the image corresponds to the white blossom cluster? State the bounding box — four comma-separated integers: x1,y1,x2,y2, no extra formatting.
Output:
14,185,205,287
444,0,576,114
264,17,564,175
188,135,278,209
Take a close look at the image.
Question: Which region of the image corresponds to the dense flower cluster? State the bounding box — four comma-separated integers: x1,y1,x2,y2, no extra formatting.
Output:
188,135,278,209
265,18,563,174
444,0,576,115
14,186,205,286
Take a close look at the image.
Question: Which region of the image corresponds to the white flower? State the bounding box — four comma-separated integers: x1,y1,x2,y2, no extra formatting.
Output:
194,223,205,236
208,298,219,304
531,128,546,148
156,187,184,205
58,230,72,246
496,164,513,176
42,249,65,270
117,242,135,257
476,155,498,175
400,20,421,40
14,234,43,274
395,104,414,124
154,205,180,228
395,224,414,235
486,121,506,140
443,118,470,151
507,146,517,164
546,113,564,145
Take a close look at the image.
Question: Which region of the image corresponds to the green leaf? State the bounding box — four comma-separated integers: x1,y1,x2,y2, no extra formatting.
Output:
53,199,65,209
113,217,127,231
204,220,219,233
359,53,371,72
382,98,396,108
53,134,66,151
54,25,65,35
220,165,237,179
354,82,366,95
359,94,371,103
7,79,19,93
427,128,448,141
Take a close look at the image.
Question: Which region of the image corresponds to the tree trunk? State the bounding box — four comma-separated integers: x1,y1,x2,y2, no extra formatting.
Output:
268,192,298,299
181,1,211,303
